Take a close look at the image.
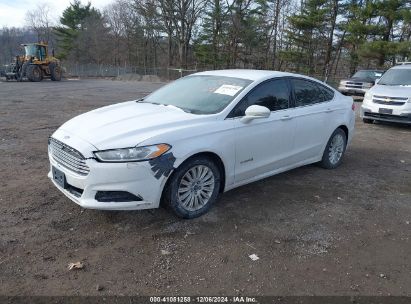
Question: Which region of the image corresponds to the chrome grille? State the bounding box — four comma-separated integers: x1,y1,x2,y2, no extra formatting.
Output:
372,95,408,106
48,137,90,176
346,82,362,85
346,82,363,89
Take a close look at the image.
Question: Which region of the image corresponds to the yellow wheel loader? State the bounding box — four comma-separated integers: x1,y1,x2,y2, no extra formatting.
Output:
4,43,62,82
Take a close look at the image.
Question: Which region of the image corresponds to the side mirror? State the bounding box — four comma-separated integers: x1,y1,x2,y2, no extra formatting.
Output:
240,105,270,123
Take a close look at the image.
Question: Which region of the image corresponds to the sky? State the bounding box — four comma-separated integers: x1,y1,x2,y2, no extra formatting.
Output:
0,0,114,28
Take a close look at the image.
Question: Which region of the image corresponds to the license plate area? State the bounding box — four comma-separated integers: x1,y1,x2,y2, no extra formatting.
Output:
52,166,67,189
379,108,393,114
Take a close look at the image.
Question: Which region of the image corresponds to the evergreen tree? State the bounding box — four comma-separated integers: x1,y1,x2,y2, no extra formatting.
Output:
359,0,411,65
55,1,101,60
194,0,229,68
280,0,330,74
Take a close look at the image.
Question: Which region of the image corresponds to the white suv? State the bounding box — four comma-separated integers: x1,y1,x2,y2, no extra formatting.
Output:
361,64,411,124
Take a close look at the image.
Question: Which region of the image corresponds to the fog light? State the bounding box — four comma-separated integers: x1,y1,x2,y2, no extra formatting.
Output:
95,191,143,202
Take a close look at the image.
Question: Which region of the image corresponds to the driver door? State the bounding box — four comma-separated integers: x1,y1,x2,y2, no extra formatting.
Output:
228,78,296,183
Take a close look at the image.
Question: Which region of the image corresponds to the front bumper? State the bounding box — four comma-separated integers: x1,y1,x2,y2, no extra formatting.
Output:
48,156,166,210
361,103,411,124
338,86,369,95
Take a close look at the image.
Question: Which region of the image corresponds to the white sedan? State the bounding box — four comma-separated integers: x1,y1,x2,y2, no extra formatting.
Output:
48,70,355,218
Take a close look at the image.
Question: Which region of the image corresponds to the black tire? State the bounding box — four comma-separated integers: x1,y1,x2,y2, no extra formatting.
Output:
363,118,374,124
26,65,42,82
164,156,221,219
49,63,62,81
319,128,347,169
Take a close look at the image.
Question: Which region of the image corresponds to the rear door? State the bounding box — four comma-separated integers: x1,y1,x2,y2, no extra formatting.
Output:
289,78,336,162
229,78,296,182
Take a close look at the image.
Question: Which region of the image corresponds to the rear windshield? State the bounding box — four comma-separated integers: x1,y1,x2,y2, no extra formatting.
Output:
378,69,411,86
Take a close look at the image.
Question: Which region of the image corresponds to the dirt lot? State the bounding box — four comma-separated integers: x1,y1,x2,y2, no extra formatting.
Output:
0,79,410,296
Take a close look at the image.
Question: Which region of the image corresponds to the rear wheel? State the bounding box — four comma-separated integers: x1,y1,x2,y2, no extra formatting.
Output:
319,128,347,169
26,65,42,82
164,156,221,219
49,63,62,81
362,118,374,124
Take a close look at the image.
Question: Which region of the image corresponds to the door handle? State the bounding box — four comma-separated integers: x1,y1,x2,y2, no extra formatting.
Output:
280,115,293,121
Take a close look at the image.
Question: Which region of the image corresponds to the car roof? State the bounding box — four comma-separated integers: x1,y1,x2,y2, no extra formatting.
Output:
356,69,385,72
192,69,306,81
390,64,411,70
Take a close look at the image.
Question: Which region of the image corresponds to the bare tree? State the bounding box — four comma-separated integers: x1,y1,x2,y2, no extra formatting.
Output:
135,0,163,70
172,0,207,67
25,3,54,44
159,0,176,67
104,0,128,65
323,0,339,81
76,14,110,65
0,27,30,64
105,0,144,66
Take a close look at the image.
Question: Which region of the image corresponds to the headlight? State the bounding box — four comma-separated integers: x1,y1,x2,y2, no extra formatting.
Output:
363,92,372,103
94,144,171,162
363,82,373,88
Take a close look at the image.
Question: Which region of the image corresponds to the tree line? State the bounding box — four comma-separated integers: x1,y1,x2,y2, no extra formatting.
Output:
0,0,410,81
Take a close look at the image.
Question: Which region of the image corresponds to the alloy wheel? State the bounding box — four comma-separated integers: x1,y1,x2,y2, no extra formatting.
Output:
328,133,345,165
177,165,215,211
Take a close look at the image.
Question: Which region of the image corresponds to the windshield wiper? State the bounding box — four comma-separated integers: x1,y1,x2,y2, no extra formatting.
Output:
138,101,173,107
138,100,162,105
136,100,196,114
183,108,204,114
163,104,195,113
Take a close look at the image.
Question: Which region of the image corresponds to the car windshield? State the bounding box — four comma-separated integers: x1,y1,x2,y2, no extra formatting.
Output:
378,69,411,86
141,75,252,114
24,45,38,57
352,70,383,79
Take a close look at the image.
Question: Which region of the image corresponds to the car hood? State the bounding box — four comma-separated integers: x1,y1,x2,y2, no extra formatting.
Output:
57,101,207,150
344,77,375,83
370,84,411,97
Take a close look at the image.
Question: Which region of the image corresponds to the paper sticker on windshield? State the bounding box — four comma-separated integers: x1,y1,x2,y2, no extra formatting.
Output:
214,85,243,96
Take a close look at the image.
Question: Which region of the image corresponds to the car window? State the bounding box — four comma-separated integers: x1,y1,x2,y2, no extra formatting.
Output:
230,79,290,117
291,79,333,106
318,85,334,101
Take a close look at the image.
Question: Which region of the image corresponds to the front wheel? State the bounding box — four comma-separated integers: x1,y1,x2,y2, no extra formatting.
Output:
319,128,347,169
164,156,221,219
26,65,42,82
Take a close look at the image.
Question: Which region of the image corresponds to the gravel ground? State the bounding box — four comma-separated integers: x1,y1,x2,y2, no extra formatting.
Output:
0,79,410,296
